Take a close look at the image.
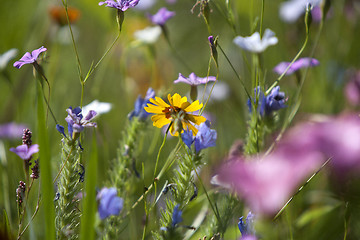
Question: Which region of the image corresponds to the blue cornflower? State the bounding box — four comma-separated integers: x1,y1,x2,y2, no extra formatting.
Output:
172,204,183,227
97,187,124,220
238,212,256,238
248,86,286,116
128,88,155,121
194,121,217,152
181,121,217,152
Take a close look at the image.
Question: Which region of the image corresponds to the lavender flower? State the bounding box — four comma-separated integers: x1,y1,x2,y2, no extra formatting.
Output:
238,212,256,238
273,58,320,75
128,88,155,121
97,187,124,219
174,73,216,86
65,106,97,138
233,29,278,53
0,48,18,70
98,0,140,11
13,46,47,69
149,7,175,26
171,204,183,227
194,121,217,152
10,144,39,161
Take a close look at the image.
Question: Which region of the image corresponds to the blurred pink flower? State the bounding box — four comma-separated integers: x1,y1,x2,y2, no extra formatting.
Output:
217,113,360,215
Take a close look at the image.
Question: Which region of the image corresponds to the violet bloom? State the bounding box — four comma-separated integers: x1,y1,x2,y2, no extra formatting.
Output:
97,187,124,220
181,129,194,149
195,121,217,152
171,204,183,227
149,7,175,26
247,87,286,116
273,58,320,76
174,73,216,86
233,29,278,53
128,88,155,121
238,212,256,239
98,0,139,11
265,86,287,115
13,46,47,69
10,144,39,160
0,122,27,139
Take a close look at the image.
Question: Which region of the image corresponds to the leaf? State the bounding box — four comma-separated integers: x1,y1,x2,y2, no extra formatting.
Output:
296,204,340,228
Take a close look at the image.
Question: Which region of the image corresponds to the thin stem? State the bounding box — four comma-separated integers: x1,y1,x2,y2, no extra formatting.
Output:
259,0,265,37
218,43,251,99
273,158,331,220
17,178,34,239
62,0,84,83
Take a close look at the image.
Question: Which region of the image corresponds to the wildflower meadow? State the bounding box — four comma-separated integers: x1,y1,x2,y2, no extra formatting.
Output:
1,0,360,239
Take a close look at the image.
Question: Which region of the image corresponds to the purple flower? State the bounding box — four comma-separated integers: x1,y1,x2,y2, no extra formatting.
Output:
174,73,216,86
10,144,39,160
248,87,287,116
97,187,124,219
265,86,287,115
194,121,217,152
57,107,97,139
238,212,256,239
171,204,182,227
98,0,139,11
149,7,175,26
128,88,155,121
181,129,194,149
280,0,322,23
273,58,320,75
0,122,27,139
13,46,47,69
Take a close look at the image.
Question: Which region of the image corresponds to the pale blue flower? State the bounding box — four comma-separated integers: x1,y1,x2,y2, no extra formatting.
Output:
97,187,124,219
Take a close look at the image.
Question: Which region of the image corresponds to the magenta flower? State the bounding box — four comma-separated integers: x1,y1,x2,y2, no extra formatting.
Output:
149,7,175,26
174,73,216,86
273,58,319,75
10,144,39,161
13,46,47,69
99,0,139,11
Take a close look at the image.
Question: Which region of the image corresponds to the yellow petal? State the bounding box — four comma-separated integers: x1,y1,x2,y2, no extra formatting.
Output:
187,114,206,125
144,104,164,114
184,100,203,112
185,122,198,135
152,115,171,128
150,97,169,108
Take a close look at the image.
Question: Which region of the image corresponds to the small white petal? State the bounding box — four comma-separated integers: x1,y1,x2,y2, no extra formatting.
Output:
233,29,278,53
133,26,162,44
82,100,112,117
0,48,18,70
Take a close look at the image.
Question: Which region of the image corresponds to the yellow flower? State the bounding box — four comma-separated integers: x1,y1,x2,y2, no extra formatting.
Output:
144,93,206,136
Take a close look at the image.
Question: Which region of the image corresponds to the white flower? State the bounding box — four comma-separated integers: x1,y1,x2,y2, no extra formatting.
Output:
134,0,156,11
0,48,18,70
82,100,112,118
279,0,322,23
133,26,162,44
233,29,278,53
